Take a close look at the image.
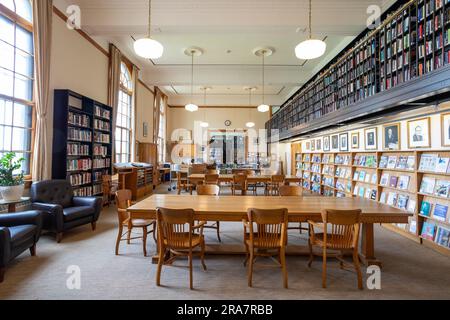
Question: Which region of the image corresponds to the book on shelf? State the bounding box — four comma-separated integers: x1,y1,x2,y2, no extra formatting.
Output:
364,173,371,183
389,176,399,188
419,154,439,171
435,157,450,173
420,177,436,194
364,188,371,199
370,190,377,201
387,192,398,206
433,204,449,222
359,187,365,198
435,180,450,198
397,194,409,210
421,221,436,241
353,186,359,196
387,156,398,169
398,175,410,190
380,192,387,203
359,171,366,182
407,199,417,213
379,156,388,169
420,201,433,217
435,226,450,248
406,156,415,170
371,174,378,185
380,173,390,186
396,156,408,170
409,219,417,234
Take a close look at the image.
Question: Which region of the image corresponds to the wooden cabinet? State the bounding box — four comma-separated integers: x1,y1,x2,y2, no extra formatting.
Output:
137,142,158,185
116,165,154,201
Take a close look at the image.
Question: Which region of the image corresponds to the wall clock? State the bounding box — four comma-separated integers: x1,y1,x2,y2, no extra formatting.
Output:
225,120,232,127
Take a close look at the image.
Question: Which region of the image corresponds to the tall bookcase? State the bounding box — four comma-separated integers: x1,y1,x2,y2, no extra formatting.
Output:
294,148,450,255
52,90,113,197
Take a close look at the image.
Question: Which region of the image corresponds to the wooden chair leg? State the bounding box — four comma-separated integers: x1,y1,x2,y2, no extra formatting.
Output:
156,247,165,287
91,222,97,231
127,223,132,244
56,232,63,243
29,244,36,256
248,247,254,287
353,249,363,290
308,240,314,267
0,267,5,283
216,221,221,242
142,226,148,257
322,247,327,289
280,248,288,289
115,225,123,255
189,250,194,290
200,240,207,271
152,221,157,244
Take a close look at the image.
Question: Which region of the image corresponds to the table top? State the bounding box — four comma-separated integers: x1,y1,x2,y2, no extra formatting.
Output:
189,174,301,181
128,194,411,223
0,197,30,205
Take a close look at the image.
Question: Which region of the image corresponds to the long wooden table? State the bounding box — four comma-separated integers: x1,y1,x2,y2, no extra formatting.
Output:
128,195,411,266
188,174,302,184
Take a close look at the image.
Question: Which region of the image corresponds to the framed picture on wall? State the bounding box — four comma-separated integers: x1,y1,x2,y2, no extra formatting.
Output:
351,132,359,149
383,123,400,150
441,113,450,147
331,135,339,150
305,141,311,151
316,138,322,151
407,117,430,148
339,133,349,151
323,136,330,152
365,128,378,150
311,139,316,151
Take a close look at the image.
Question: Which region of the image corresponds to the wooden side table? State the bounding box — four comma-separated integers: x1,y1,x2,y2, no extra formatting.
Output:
0,197,31,213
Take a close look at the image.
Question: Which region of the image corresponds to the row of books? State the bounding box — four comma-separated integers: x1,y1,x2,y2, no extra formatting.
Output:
94,119,110,131
93,184,103,196
68,112,90,128
380,173,411,190
422,222,450,248
68,128,92,142
67,143,89,156
94,133,110,144
419,177,450,197
73,186,93,197
94,105,110,120
353,170,378,185
93,145,108,157
69,173,92,187
379,155,415,170
354,155,377,168
420,201,449,222
353,185,377,201
93,158,111,170
335,167,352,179
380,191,416,212
336,180,352,193
93,170,109,183
67,159,92,171
419,154,450,173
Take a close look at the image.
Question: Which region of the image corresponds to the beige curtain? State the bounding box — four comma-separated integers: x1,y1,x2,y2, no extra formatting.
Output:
32,0,53,181
131,65,139,162
163,95,169,161
108,44,122,162
153,88,162,145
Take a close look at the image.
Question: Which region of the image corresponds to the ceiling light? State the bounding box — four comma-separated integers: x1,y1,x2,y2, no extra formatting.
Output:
295,0,326,60
184,48,203,112
134,0,164,59
200,122,209,128
245,86,257,127
257,104,270,113
185,103,198,112
246,122,255,128
254,49,272,113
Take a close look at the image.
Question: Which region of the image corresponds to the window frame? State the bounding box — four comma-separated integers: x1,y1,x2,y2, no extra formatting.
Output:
115,61,133,163
0,1,35,178
157,96,166,164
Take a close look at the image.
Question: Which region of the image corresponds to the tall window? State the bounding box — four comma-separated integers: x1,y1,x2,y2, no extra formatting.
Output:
0,0,34,175
115,62,133,163
157,96,166,163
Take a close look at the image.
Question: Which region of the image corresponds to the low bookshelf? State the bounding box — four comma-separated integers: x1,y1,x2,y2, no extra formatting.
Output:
52,90,113,197
294,149,450,255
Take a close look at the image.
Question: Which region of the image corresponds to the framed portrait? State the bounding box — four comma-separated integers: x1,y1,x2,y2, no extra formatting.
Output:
316,138,322,151
305,141,311,151
365,128,378,150
331,135,339,150
311,139,316,151
383,123,400,150
323,136,330,152
351,132,359,149
441,113,450,147
408,117,430,148
339,133,349,152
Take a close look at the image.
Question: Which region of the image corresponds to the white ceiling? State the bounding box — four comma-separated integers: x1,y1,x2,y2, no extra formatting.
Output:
54,0,397,107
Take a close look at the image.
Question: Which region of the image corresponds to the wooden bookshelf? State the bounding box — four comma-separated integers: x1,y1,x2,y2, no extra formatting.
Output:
52,90,113,197
292,148,450,255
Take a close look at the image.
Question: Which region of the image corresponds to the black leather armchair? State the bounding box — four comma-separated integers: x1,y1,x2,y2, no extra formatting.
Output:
0,211,42,283
31,180,102,242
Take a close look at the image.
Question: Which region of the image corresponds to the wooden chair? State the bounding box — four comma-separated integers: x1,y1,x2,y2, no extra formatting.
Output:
243,208,289,288
102,175,115,207
191,163,207,174
308,209,363,290
197,185,221,242
115,190,156,257
206,169,220,175
231,174,247,195
156,208,207,290
176,171,193,195
279,185,309,234
267,175,285,196
204,174,219,185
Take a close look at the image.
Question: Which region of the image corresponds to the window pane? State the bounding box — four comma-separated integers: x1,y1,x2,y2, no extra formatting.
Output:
0,99,13,125
14,73,32,100
0,15,14,45
13,102,32,128
16,25,33,54
0,0,14,12
2,125,12,150
14,152,30,175
12,127,30,151
0,68,14,96
15,0,33,23
15,49,33,77
0,41,14,71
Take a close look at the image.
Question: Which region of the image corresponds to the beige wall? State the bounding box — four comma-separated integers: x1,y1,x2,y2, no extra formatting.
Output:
167,107,269,138
135,81,155,144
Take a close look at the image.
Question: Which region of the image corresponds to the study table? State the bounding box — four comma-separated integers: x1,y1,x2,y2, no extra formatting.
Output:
127,195,412,266
188,174,302,184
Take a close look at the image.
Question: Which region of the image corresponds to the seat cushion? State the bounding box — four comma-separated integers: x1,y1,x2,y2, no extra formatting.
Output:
9,225,37,248
63,206,95,222
312,233,350,250
163,234,203,249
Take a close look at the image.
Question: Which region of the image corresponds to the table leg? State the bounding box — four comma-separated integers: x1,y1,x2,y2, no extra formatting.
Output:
8,204,16,213
360,223,382,267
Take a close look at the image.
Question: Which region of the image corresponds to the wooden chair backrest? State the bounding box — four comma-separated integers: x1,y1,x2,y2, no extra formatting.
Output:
115,189,132,223
204,174,219,185
197,185,220,196
279,185,302,196
206,169,220,175
191,164,207,174
233,173,247,184
233,169,253,175
321,209,361,250
177,171,188,182
156,208,195,249
247,208,288,249
271,175,285,184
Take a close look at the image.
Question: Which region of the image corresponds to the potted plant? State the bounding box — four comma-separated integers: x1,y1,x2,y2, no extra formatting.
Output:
0,152,25,201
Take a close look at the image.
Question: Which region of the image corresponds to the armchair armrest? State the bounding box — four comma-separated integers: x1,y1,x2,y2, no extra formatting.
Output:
193,221,206,236
32,203,64,232
307,220,324,229
0,211,43,228
32,202,63,214
242,220,250,229
73,197,102,221
0,227,11,267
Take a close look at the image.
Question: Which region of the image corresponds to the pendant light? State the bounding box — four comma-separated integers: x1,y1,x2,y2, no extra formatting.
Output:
184,48,202,112
254,48,272,113
200,86,211,127
134,0,164,59
245,87,256,128
295,0,326,60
